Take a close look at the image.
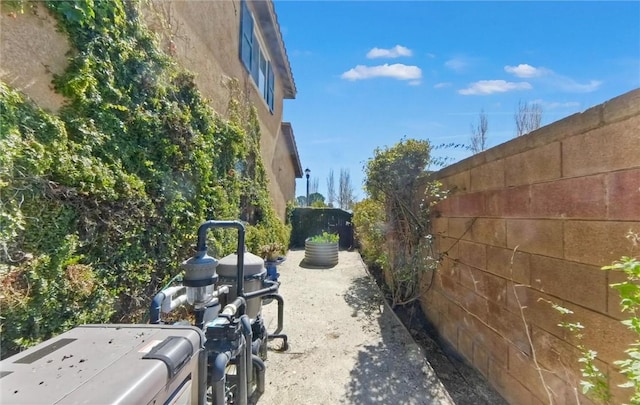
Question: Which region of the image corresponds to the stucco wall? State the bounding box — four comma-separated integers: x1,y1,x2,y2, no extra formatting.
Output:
0,1,297,220
143,0,296,220
0,3,68,112
271,125,296,207
421,89,640,404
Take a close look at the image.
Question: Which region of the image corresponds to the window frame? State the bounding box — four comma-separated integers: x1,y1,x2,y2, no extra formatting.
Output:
239,1,275,113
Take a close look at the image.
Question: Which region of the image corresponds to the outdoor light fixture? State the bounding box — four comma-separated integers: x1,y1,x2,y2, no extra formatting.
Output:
181,249,219,308
305,168,310,206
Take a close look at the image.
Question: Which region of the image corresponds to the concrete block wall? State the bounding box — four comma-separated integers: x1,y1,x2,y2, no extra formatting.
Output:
420,89,640,404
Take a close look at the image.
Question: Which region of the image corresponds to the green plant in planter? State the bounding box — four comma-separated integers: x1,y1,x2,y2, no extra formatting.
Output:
305,232,339,267
259,242,284,262
309,232,339,244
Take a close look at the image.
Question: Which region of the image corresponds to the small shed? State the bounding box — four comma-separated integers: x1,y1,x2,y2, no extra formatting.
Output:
289,208,353,249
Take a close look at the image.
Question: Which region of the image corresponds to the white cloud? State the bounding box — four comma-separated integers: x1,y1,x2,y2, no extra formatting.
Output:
445,57,468,72
556,79,602,93
367,45,413,59
532,99,581,110
505,63,602,93
434,82,452,89
458,80,532,95
504,64,549,78
341,64,422,81
408,80,422,86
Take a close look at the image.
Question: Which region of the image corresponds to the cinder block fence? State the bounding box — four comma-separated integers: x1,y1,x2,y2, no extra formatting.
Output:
421,89,640,404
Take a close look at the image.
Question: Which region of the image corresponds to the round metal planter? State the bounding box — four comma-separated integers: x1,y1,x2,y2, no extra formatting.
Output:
304,239,339,267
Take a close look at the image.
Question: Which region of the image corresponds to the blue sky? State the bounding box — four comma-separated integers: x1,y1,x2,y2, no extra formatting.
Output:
274,1,640,202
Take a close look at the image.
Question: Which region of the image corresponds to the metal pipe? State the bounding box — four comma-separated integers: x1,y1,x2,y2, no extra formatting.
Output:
197,348,208,405
195,220,246,300
211,351,232,405
149,291,165,324
305,168,310,206
160,286,187,313
252,354,266,394
194,307,205,330
251,338,262,356
262,294,285,335
240,315,253,392
262,292,287,350
220,296,246,317
243,279,280,300
236,335,248,405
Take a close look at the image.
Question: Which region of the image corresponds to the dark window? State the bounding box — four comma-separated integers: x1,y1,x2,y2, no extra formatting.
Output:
239,1,275,113
240,1,253,72
267,62,275,111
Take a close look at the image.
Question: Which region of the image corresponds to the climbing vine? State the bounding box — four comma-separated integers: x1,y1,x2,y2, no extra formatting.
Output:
0,0,288,357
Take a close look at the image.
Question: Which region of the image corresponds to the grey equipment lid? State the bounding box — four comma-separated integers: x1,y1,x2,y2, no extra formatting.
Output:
0,324,205,405
217,250,265,277
181,250,219,283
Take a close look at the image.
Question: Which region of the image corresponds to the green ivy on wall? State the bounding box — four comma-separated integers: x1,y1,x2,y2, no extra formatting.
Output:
0,0,289,357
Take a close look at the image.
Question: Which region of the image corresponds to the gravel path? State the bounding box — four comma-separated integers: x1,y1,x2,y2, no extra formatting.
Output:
257,249,454,404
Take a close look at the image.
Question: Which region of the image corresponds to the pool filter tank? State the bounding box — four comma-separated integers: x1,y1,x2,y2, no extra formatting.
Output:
216,250,267,320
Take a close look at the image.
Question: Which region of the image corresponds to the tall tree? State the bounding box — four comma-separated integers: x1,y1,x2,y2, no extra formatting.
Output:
310,177,319,195
470,109,488,153
326,169,336,208
514,100,542,137
308,192,325,206
338,168,355,210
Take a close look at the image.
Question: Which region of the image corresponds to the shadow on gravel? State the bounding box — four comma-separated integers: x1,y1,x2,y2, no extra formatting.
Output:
342,276,449,404
343,272,508,405
297,259,338,270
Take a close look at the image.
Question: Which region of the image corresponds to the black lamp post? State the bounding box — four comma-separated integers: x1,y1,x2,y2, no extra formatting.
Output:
305,168,310,206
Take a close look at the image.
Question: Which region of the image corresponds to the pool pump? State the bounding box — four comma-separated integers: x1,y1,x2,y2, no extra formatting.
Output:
167,220,288,404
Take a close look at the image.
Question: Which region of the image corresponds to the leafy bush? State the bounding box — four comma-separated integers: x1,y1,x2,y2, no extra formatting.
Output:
551,233,639,404
356,138,446,306
603,252,640,404
0,0,288,357
352,198,387,269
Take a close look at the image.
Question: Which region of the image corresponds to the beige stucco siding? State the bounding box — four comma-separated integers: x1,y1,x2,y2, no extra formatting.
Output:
144,0,297,219
0,1,299,220
0,3,69,112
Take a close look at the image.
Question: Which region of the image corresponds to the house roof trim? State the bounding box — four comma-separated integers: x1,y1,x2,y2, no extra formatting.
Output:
281,122,303,178
251,0,297,99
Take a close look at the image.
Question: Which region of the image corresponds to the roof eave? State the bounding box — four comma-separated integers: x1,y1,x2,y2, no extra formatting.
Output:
281,122,303,178
251,0,296,99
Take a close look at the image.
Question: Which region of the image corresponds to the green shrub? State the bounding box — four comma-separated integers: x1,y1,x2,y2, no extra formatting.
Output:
603,252,640,404
352,198,388,269
551,233,639,404
358,138,446,306
0,0,289,357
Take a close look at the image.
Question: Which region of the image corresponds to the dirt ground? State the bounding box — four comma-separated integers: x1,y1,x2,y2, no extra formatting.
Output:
258,249,506,405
